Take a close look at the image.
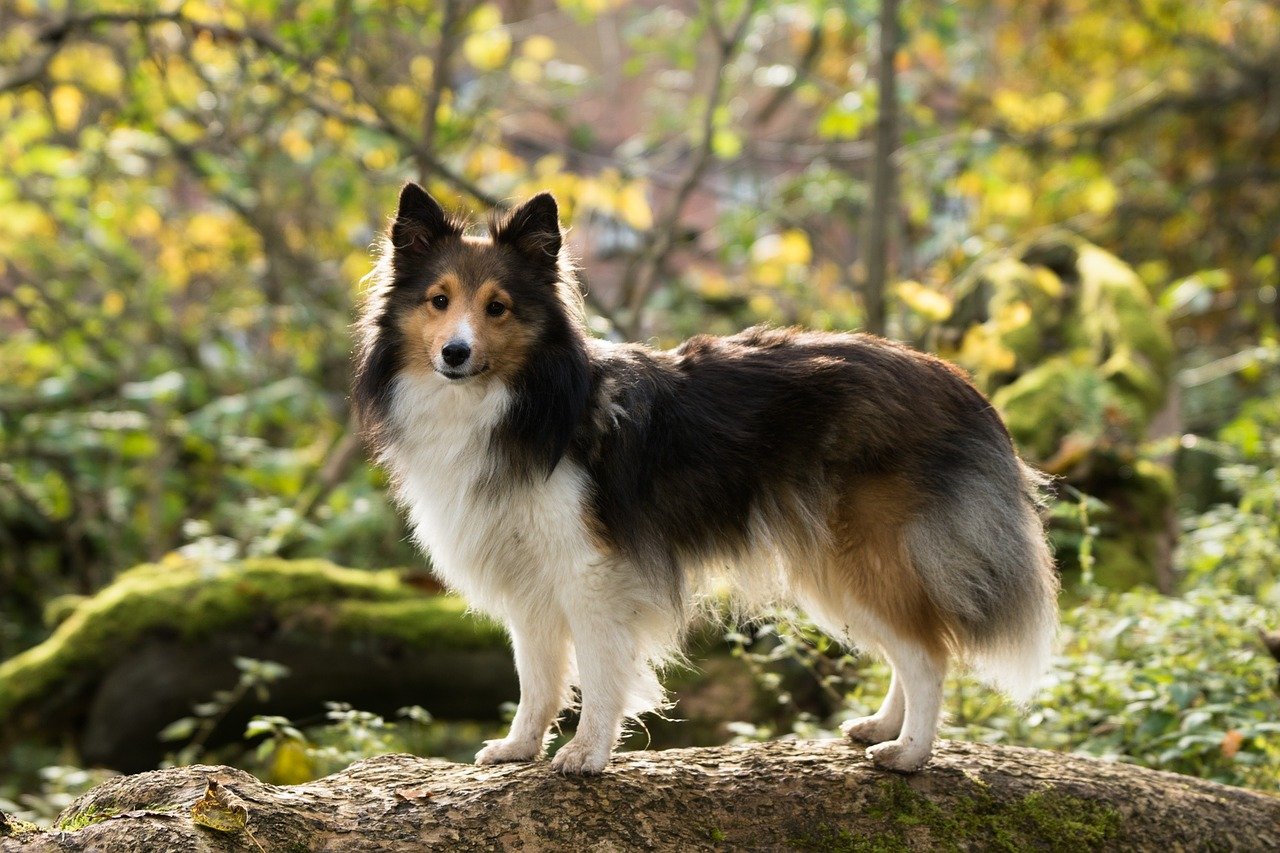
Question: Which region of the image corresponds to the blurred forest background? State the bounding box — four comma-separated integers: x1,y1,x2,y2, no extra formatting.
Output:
1,0,1278,827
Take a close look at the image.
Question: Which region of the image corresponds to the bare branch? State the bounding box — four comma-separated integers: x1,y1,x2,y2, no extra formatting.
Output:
616,0,762,336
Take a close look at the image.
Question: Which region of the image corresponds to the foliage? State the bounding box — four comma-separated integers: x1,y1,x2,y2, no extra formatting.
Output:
239,702,469,785
160,656,292,767
0,765,117,830
1180,399,1280,605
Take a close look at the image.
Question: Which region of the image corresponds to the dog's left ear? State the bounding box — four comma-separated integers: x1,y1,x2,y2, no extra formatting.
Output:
495,193,561,263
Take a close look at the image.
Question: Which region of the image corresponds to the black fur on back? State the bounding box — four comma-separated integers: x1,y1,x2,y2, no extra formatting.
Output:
570,327,1020,570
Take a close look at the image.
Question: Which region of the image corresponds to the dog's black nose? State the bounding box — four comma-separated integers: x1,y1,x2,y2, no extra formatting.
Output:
441,341,471,367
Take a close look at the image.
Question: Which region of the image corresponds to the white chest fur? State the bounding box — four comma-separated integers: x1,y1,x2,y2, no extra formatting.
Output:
384,374,597,620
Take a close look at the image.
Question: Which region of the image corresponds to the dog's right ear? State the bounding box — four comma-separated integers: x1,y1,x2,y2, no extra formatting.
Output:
391,182,460,253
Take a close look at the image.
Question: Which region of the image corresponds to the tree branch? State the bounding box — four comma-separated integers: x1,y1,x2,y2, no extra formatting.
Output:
4,741,1277,850
616,0,761,337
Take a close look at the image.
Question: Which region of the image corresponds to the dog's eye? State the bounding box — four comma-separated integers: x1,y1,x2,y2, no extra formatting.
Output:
430,294,449,310
485,301,507,317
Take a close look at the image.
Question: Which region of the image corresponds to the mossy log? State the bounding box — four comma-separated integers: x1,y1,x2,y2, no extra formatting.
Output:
3,740,1277,851
0,558,514,771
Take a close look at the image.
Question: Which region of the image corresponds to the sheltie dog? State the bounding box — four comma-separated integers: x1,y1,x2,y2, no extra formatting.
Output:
353,184,1058,774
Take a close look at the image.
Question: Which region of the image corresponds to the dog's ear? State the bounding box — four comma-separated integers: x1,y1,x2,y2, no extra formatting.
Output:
391,182,460,253
494,193,561,264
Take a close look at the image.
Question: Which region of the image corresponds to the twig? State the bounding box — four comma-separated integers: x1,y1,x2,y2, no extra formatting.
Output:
616,0,761,336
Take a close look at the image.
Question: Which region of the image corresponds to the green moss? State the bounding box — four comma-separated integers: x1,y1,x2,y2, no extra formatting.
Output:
330,596,503,652
0,814,43,837
792,778,1121,852
0,557,505,721
55,805,121,832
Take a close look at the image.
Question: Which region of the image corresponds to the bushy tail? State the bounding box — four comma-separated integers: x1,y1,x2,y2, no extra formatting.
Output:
907,459,1060,702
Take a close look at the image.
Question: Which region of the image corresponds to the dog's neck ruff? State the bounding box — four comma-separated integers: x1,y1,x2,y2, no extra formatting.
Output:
381,371,597,617
383,371,510,489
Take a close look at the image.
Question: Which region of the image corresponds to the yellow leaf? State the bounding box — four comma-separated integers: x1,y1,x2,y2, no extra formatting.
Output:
49,85,83,132
385,85,422,122
330,80,354,104
522,35,556,62
510,57,542,84
362,147,396,170
994,301,1032,332
960,325,1017,374
130,207,162,238
469,4,503,31
50,45,122,96
322,117,347,141
778,230,812,266
694,268,732,299
463,28,511,70
896,280,953,321
268,740,315,785
187,213,230,248
190,780,247,833
990,184,1033,218
102,291,125,318
749,293,778,317
410,56,434,86
1031,266,1064,297
1082,178,1117,215
617,183,652,230
711,128,742,159
279,128,313,162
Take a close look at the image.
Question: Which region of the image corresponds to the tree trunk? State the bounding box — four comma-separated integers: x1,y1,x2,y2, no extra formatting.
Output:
863,0,900,336
4,740,1277,851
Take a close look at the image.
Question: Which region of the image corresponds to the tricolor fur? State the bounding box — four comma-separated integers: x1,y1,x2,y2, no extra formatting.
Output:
353,184,1059,774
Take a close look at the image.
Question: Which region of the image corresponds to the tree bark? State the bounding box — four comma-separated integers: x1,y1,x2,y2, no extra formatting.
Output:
4,740,1277,851
863,0,900,337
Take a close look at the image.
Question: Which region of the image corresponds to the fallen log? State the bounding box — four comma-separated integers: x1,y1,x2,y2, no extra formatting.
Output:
3,740,1277,851
0,558,514,771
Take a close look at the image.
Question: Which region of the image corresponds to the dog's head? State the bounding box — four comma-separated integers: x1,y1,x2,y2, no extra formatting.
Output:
354,184,589,468
384,183,570,383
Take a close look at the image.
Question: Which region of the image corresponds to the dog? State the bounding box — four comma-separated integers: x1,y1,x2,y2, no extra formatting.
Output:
353,184,1059,774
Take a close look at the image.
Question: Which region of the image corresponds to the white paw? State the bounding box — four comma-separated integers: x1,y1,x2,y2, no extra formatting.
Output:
475,737,540,765
866,738,932,773
840,715,900,745
549,738,610,775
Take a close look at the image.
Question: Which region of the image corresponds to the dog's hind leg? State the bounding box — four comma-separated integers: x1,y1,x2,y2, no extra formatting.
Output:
841,665,904,745
864,638,946,772
476,610,571,765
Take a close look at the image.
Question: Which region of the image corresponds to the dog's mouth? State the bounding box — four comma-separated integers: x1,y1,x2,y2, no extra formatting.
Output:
436,363,490,381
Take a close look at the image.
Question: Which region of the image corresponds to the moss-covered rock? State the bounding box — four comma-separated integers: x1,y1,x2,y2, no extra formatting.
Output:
0,557,504,724
0,557,516,771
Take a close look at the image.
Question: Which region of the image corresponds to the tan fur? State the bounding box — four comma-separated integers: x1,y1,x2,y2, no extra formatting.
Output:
822,476,954,662
395,273,533,380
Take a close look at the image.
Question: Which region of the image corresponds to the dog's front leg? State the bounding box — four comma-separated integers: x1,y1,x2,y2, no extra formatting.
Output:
549,612,641,775
476,612,571,765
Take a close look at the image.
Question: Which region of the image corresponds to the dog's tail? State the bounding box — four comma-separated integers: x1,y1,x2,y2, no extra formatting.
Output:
906,458,1060,702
